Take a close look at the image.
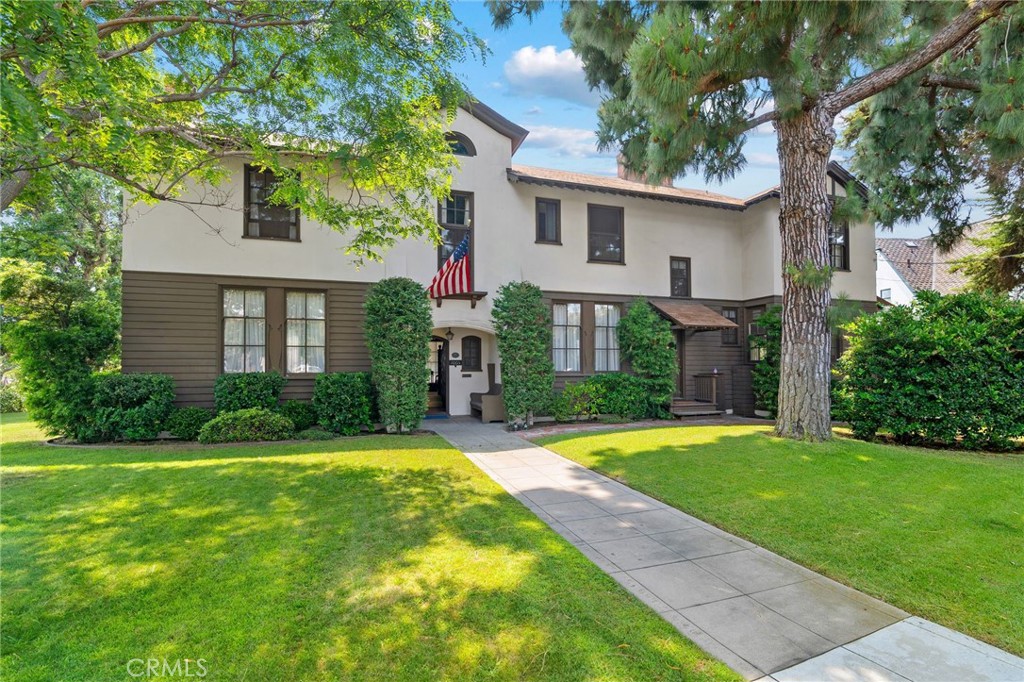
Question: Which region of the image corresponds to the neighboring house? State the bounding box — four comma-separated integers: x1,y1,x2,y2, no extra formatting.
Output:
875,221,991,304
122,102,877,418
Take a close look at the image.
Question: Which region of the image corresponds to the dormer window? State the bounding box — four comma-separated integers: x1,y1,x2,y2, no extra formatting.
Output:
446,132,476,157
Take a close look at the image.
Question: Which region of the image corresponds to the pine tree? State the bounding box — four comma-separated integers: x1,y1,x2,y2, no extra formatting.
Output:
491,0,1017,441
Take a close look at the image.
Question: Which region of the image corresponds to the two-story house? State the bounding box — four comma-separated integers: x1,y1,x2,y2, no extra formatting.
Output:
122,102,877,418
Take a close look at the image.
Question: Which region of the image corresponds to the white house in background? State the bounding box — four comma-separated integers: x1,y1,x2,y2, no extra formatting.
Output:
876,221,991,304
121,101,878,419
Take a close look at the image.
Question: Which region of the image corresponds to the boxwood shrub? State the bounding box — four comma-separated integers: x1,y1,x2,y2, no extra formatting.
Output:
618,299,678,418
296,427,337,441
588,372,651,420
198,408,294,444
277,400,318,431
165,406,213,441
837,291,1024,450
312,372,374,436
91,372,176,441
213,372,286,413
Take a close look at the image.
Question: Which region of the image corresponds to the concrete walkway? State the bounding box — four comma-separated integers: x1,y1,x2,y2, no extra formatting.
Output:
430,419,1024,682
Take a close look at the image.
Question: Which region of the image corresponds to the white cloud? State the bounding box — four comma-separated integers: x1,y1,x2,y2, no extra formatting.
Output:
521,125,615,159
504,45,600,107
747,152,779,168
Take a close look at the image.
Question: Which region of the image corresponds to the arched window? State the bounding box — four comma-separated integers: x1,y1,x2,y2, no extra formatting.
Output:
461,335,482,372
446,132,477,157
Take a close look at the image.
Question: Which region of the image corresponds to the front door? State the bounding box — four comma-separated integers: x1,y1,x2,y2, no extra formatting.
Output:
427,337,449,414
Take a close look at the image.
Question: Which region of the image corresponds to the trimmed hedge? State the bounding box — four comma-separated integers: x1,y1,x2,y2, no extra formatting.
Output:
552,380,606,422
492,281,555,429
296,427,337,441
312,372,374,436
165,406,213,441
91,372,176,441
836,291,1024,450
213,372,286,413
198,408,294,444
277,400,318,431
364,278,432,433
587,372,651,420
618,300,677,418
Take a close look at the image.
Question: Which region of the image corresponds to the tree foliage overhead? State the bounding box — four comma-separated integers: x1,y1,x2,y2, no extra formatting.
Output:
1,0,484,259
842,5,1024,251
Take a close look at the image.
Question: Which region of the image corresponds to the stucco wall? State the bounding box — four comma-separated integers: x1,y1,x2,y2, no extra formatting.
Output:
875,251,916,305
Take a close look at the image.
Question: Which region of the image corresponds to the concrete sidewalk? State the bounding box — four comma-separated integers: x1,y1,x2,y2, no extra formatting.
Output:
430,419,1024,682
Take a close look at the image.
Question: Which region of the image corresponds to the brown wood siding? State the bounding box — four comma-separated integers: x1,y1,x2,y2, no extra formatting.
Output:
122,270,371,407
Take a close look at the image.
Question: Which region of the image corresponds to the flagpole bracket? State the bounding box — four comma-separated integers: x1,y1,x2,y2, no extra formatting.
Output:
434,291,488,309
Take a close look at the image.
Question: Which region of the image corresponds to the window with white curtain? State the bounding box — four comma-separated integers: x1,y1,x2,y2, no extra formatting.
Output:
594,304,620,371
552,302,581,373
223,289,266,373
286,291,326,374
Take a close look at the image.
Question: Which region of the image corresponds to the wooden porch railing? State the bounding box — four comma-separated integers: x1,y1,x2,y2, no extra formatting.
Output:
694,373,719,405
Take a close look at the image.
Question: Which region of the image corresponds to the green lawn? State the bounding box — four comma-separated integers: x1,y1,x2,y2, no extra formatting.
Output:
0,413,738,682
537,423,1024,656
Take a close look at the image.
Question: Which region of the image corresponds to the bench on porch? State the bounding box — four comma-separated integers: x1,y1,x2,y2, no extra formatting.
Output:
470,363,505,423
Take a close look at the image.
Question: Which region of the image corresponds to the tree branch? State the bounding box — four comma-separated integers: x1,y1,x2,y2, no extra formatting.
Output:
920,73,982,92
826,0,1010,115
737,108,779,134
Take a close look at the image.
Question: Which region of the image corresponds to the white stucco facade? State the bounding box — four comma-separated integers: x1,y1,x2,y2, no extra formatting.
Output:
123,106,878,416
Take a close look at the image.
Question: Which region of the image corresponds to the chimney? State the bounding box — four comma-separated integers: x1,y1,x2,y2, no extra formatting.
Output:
617,154,673,187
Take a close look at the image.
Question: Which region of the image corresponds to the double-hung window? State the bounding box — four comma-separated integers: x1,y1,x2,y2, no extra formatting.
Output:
223,289,266,373
286,291,326,374
552,302,582,373
536,198,561,244
244,166,299,240
439,192,472,268
594,304,620,372
587,204,624,263
670,257,691,298
829,219,850,271
721,308,739,345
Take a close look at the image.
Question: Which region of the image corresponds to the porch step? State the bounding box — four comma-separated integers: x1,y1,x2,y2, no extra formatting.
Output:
671,399,723,418
427,391,443,409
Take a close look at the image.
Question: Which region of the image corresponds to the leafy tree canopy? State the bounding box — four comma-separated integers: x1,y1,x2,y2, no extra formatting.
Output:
1,0,484,259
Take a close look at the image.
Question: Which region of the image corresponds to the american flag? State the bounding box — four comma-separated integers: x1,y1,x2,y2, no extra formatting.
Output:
428,234,471,298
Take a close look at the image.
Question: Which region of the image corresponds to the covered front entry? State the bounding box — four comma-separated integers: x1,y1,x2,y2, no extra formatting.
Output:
649,300,739,416
428,326,499,418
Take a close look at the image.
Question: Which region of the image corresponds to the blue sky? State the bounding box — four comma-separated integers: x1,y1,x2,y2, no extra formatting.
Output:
448,2,970,239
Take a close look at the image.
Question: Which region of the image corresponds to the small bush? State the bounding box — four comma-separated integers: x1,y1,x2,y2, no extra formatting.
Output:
0,382,23,413
90,372,176,441
296,427,337,441
312,372,374,436
837,291,1024,450
213,372,286,413
588,372,650,420
364,278,432,433
277,400,318,431
750,306,783,416
198,408,294,444
165,406,213,441
555,381,606,422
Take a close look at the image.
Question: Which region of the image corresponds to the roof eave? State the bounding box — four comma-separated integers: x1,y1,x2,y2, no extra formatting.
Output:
460,100,529,154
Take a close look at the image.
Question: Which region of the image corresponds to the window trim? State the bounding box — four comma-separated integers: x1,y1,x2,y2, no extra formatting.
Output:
242,164,301,242
829,219,850,272
721,307,739,346
284,289,328,377
669,256,692,299
535,197,562,245
551,300,583,375
586,203,625,264
461,335,482,372
220,286,268,374
446,132,477,157
880,288,892,300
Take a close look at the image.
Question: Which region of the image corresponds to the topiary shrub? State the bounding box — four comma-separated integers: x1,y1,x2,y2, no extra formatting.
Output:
165,406,213,441
0,382,23,413
277,400,318,431
213,372,286,413
364,278,432,433
312,372,374,436
296,427,337,441
837,291,1024,451
492,281,555,429
198,408,294,444
588,372,650,420
617,299,678,417
90,372,176,441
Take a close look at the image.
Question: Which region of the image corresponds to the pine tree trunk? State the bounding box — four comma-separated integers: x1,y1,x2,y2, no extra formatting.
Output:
774,107,835,441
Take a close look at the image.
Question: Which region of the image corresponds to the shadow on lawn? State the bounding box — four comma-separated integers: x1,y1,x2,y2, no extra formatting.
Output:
2,428,727,681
